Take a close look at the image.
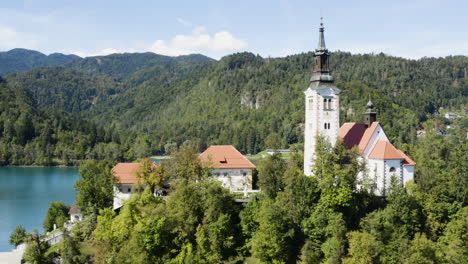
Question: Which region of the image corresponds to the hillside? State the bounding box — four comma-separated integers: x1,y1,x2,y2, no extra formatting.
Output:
0,77,131,166
0,49,80,76
4,51,468,156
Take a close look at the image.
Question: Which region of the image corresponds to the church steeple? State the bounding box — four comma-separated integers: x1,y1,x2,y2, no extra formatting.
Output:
317,17,327,52
311,18,333,84
364,96,377,127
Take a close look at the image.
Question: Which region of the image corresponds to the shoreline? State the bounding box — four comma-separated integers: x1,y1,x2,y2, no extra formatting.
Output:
2,165,78,168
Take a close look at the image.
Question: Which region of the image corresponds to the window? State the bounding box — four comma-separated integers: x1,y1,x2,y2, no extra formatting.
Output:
324,123,327,129
223,172,228,177
243,172,247,176
323,98,327,110
328,99,332,109
308,97,313,109
327,123,331,129
389,167,396,173
127,187,131,192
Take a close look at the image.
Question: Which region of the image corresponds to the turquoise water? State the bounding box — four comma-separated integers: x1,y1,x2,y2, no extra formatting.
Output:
0,167,78,251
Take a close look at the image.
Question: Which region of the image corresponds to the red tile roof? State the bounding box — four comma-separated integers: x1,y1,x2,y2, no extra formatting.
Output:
338,123,367,149
112,163,142,184
199,145,256,169
398,150,416,166
368,140,405,160
358,122,379,153
69,201,81,215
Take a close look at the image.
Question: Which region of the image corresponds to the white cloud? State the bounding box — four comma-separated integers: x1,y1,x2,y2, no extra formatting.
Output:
177,18,192,27
0,25,44,51
148,26,248,58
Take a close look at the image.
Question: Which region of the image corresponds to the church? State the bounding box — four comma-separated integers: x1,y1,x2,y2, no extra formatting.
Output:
303,20,415,195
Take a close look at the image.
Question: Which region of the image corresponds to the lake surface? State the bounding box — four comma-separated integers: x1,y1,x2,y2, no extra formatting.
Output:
0,167,78,251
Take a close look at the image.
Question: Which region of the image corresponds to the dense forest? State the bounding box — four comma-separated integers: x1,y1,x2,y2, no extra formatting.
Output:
0,49,80,76
0,77,138,165
13,135,467,263
2,50,467,163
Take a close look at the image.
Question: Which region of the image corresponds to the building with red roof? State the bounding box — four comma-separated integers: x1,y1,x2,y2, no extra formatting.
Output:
111,161,157,209
200,145,257,195
304,21,415,196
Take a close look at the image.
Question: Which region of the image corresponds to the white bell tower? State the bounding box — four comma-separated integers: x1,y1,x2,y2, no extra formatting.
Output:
304,18,341,176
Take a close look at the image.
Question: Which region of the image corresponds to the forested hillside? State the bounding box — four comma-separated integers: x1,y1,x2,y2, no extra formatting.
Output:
0,77,136,165
0,48,80,76
5,51,467,156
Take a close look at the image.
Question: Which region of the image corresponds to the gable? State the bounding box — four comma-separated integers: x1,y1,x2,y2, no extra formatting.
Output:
368,140,405,160
199,145,256,169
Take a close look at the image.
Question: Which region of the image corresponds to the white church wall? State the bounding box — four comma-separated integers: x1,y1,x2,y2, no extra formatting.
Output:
403,165,415,185
367,159,385,195
304,88,339,176
384,159,403,187
362,125,389,157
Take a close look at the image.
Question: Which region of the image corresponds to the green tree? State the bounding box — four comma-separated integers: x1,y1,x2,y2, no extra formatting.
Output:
134,158,167,193
60,231,87,264
43,201,70,231
312,136,363,209
22,230,50,264
9,224,26,247
75,160,114,214
342,231,381,264
402,233,441,264
257,153,287,198
251,200,296,263
165,144,204,184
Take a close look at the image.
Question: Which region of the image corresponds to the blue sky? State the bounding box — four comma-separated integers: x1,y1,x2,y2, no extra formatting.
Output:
0,0,466,59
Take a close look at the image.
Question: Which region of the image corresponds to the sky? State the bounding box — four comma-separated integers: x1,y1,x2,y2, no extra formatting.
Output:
0,0,467,59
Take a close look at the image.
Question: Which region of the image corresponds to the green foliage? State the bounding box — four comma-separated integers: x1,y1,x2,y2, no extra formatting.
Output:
60,231,88,264
313,136,363,209
9,224,26,247
257,153,287,198
250,199,296,263
5,51,466,158
134,158,168,193
75,160,114,214
0,79,129,166
0,48,79,76
22,230,51,264
342,231,381,264
43,201,70,231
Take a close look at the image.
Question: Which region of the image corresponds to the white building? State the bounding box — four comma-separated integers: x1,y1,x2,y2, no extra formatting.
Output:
112,162,144,209
68,201,83,223
304,20,415,195
444,112,457,119
199,145,257,196
303,19,340,176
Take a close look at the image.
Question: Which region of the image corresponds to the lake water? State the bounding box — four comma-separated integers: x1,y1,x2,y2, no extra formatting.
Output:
0,167,78,251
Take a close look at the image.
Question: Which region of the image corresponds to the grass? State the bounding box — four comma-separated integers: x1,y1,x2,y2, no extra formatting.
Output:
246,151,293,165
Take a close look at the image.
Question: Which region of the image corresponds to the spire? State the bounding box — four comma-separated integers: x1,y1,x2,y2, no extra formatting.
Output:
364,95,377,127
316,17,327,52
310,17,333,84
366,95,374,110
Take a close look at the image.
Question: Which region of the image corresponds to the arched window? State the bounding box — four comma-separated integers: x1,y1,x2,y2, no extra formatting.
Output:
328,98,332,109
324,123,327,129
323,98,327,109
389,167,396,173
328,123,331,129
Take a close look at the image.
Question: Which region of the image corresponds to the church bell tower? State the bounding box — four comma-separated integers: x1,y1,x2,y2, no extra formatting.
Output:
304,18,341,176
